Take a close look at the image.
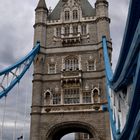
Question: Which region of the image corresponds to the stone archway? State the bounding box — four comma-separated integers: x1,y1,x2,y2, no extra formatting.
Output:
46,121,101,140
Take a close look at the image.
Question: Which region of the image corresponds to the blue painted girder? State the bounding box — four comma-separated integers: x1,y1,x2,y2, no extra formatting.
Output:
0,42,40,99
113,0,140,84
102,26,140,139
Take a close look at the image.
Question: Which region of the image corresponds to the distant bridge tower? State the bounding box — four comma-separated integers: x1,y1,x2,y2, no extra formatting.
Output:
30,0,112,139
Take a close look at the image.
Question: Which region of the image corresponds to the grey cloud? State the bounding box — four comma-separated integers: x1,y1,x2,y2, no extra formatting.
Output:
109,0,129,69
0,1,35,139
0,25,18,65
0,62,32,140
0,0,36,66
0,77,32,140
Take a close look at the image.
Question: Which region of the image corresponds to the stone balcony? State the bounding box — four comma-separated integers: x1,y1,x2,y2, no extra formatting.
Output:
53,33,90,45
61,69,82,79
61,69,82,87
62,33,81,44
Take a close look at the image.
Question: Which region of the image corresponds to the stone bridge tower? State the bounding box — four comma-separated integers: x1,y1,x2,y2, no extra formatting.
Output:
30,0,112,139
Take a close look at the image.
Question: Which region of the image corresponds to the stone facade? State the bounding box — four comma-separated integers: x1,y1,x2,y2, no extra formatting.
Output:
30,0,112,139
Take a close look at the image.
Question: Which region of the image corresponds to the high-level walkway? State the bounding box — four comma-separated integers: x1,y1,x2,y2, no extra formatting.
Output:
102,0,140,139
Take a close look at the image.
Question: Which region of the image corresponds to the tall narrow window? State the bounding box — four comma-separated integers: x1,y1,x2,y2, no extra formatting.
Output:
93,89,99,103
44,90,52,105
65,11,70,21
73,25,78,35
88,60,96,71
64,88,80,104
49,64,56,74
81,25,87,35
83,92,91,103
53,93,61,104
73,10,78,20
64,26,70,36
56,27,61,37
65,56,79,71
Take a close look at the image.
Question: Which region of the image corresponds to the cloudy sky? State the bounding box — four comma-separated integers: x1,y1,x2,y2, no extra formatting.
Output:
0,0,129,139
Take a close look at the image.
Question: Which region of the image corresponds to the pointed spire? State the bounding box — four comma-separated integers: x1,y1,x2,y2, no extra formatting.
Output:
36,0,47,11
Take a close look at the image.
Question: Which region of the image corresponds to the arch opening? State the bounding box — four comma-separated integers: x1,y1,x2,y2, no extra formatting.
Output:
46,121,100,140
61,133,75,140
61,132,92,140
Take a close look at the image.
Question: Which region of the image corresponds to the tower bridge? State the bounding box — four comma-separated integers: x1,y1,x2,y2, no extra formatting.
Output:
0,0,140,140
31,0,111,139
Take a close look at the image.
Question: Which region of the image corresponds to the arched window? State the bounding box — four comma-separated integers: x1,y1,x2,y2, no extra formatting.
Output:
65,56,79,71
93,89,99,103
73,10,78,20
44,89,53,105
65,11,70,21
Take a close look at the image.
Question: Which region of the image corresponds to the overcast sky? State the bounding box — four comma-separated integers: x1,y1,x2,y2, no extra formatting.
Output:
0,0,129,140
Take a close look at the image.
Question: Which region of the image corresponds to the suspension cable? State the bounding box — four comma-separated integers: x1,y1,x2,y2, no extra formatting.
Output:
22,76,29,140
13,83,20,140
18,68,30,140
1,96,7,140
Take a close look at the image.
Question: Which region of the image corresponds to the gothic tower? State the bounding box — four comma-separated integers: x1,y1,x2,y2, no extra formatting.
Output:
30,0,112,139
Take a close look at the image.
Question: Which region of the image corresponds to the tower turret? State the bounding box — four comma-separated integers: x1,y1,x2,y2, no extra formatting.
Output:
30,1,48,140
95,0,111,42
95,0,112,87
34,0,48,47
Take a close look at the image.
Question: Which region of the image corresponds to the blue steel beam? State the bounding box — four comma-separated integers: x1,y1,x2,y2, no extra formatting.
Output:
96,0,140,135
118,44,140,140
112,21,140,91
0,42,40,76
0,42,40,99
102,27,140,139
113,0,140,83
102,36,119,140
129,111,140,139
102,36,113,83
